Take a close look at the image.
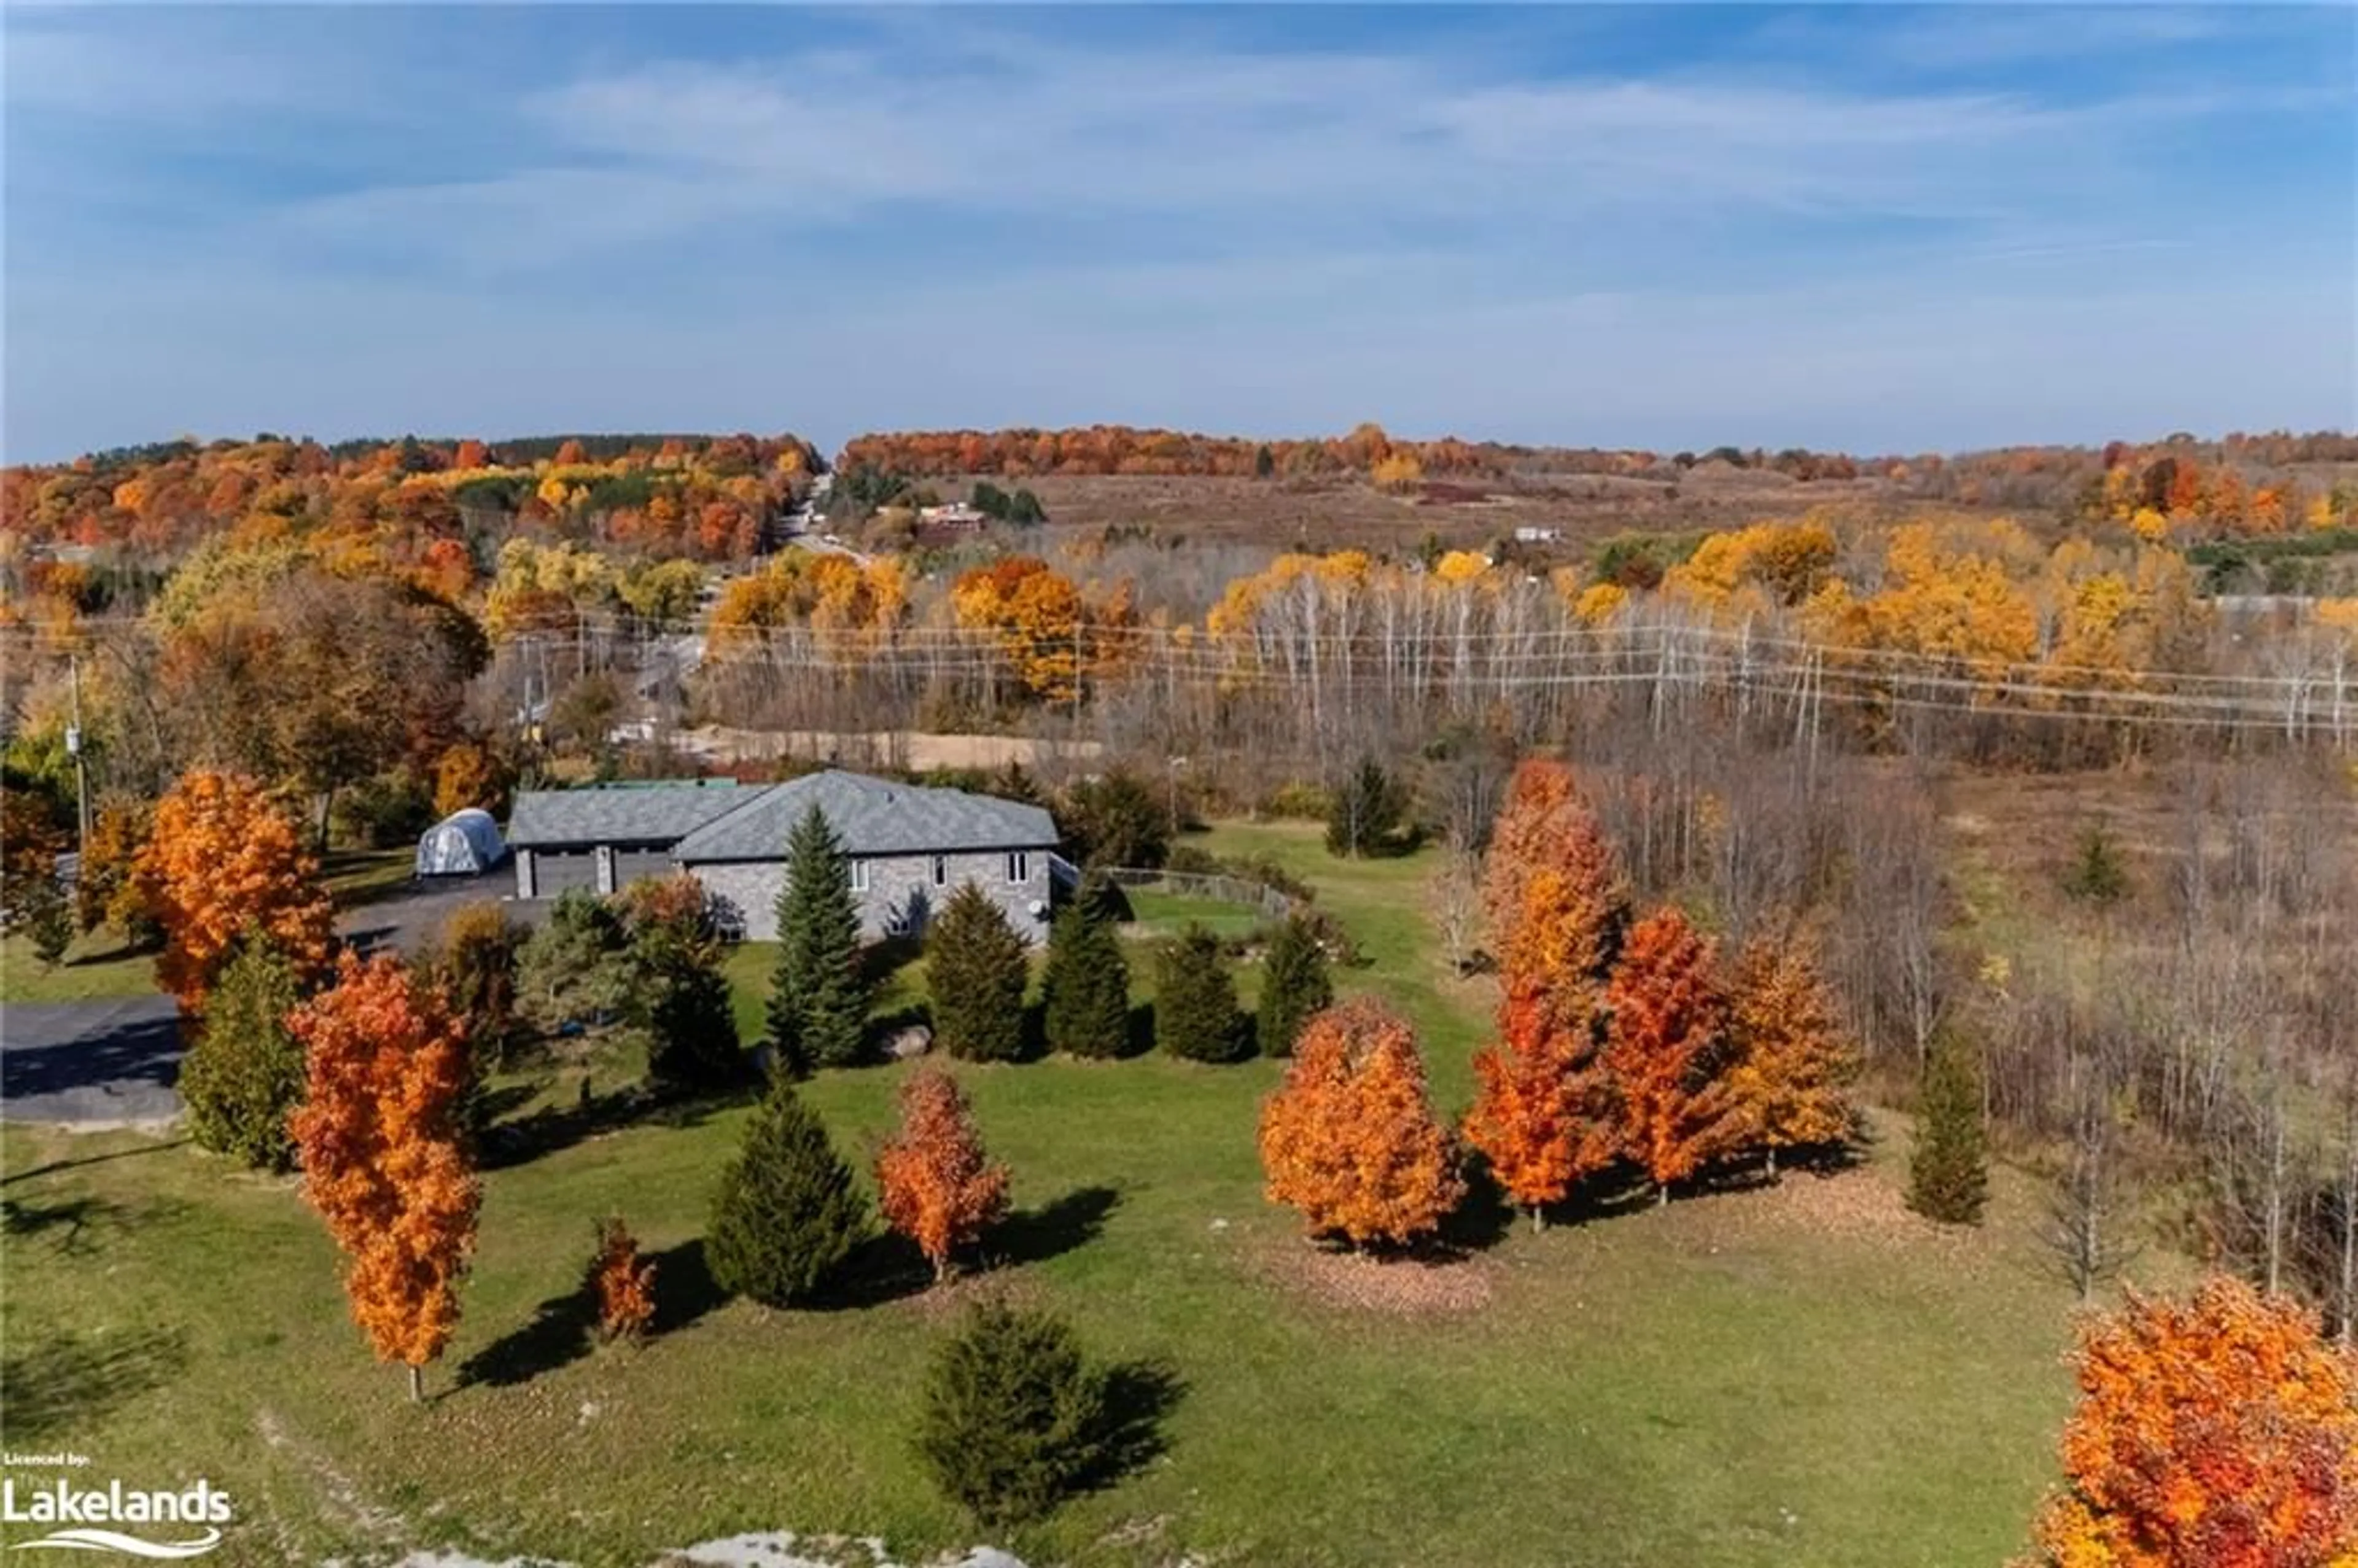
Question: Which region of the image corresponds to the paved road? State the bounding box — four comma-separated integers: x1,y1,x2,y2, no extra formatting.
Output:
2,872,531,1128
1,995,182,1126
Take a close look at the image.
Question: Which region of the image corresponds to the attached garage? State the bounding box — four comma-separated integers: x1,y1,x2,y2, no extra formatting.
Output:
505,781,766,905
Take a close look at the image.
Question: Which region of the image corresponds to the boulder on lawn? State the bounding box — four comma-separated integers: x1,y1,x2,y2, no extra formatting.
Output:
884,1024,933,1062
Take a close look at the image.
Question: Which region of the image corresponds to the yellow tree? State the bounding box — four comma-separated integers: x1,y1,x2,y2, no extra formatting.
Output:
134,770,335,1011
288,952,480,1402
1722,933,1856,1178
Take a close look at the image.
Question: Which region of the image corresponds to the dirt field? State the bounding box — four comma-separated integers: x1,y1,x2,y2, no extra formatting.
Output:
676,725,1103,774
991,467,1919,553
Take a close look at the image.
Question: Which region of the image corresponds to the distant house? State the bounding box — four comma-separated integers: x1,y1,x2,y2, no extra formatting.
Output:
917,502,988,529
505,770,1060,944
1513,526,1564,544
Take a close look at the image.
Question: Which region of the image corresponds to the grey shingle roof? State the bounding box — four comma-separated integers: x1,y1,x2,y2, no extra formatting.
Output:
507,780,764,848
672,770,1059,863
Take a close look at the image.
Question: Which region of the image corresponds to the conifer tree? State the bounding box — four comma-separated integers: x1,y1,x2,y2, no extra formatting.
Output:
635,918,743,1094
1154,925,1248,1063
916,1302,1116,1527
1040,892,1130,1058
1324,757,1407,858
707,1081,870,1307
768,805,870,1074
1255,913,1333,1058
928,883,1031,1063
1910,1033,1991,1225
180,933,306,1171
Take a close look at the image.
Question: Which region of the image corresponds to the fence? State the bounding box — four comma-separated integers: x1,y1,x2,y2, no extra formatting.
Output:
1095,866,1296,923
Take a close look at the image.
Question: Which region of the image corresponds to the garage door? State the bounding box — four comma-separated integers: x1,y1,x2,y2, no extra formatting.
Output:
532,850,598,898
615,850,675,888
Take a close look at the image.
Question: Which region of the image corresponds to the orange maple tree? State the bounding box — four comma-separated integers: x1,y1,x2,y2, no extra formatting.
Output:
876,1068,1011,1283
1602,907,1736,1203
588,1216,657,1345
133,769,335,1011
287,951,480,1401
1482,761,1630,1022
1463,992,1617,1230
1258,999,1466,1250
2022,1275,2358,1568
1722,933,1857,1178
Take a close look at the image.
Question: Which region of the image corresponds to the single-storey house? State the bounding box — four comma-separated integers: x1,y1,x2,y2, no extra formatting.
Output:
505,770,1060,944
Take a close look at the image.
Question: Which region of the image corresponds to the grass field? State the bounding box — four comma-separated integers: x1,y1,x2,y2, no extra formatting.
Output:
0,825,2087,1567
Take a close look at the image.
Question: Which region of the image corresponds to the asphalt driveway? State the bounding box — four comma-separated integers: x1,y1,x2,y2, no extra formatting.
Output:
2,871,534,1128
0,995,182,1127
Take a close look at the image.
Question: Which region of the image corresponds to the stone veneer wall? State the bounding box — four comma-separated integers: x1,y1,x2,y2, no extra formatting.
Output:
689,848,1053,945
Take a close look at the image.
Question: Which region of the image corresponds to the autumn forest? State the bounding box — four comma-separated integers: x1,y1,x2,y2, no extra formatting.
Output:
5,418,2358,1567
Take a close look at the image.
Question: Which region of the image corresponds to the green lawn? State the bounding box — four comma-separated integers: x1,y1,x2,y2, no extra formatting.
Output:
0,825,2087,1567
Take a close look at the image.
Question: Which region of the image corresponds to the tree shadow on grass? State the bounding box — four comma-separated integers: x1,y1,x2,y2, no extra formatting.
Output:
457,1281,595,1389
1076,1357,1186,1497
647,1238,730,1335
1121,1003,1155,1060
1,1192,136,1257
811,1232,935,1312
0,1324,188,1442
480,1086,732,1171
989,1184,1121,1270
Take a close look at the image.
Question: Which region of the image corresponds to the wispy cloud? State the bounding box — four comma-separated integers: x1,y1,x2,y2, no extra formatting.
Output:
2,4,2349,459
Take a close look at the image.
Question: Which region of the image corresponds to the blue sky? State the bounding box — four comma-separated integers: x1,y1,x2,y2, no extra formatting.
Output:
4,3,2352,461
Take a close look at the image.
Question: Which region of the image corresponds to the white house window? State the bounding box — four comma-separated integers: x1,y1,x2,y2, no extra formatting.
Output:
932,855,948,887
1006,852,1029,883
850,858,871,893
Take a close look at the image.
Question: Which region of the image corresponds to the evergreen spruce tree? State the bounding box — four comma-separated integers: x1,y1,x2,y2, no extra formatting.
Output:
635,922,743,1094
1155,925,1248,1063
928,884,1030,1063
1324,757,1408,858
1040,890,1131,1059
915,1302,1115,1527
1909,1034,1991,1225
768,805,870,1074
707,1081,870,1306
2061,821,2130,906
179,934,306,1171
1255,913,1333,1058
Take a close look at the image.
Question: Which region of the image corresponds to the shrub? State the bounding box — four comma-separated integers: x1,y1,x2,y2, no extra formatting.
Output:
330,769,435,850
435,902,526,1069
927,884,1030,1063
1154,925,1248,1063
1259,780,1333,821
1909,1034,1990,1225
179,934,306,1171
1060,772,1169,870
588,1217,656,1345
516,890,633,1033
1040,893,1131,1059
1255,914,1333,1058
707,1082,870,1308
1163,844,1223,876
915,1302,1114,1527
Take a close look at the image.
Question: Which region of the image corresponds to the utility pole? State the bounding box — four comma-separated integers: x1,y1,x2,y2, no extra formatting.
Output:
67,653,91,852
